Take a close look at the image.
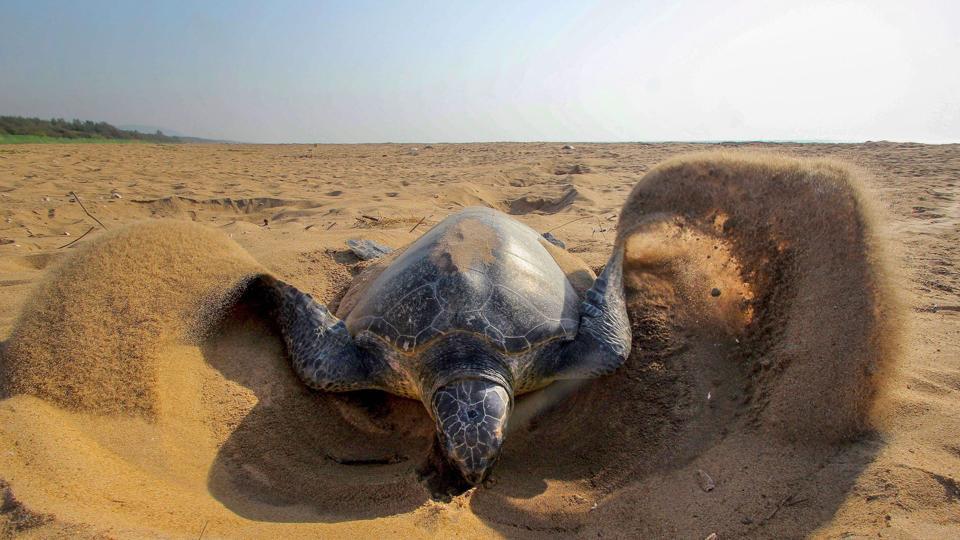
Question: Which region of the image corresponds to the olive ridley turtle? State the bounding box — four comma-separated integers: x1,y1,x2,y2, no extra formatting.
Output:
253,206,630,485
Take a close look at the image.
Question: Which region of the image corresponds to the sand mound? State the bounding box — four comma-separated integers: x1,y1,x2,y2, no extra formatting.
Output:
0,220,263,416
615,152,902,441
437,183,506,211
507,187,580,215
0,151,907,538
133,196,314,218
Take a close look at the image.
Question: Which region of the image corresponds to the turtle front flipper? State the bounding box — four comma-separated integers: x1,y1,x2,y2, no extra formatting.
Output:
551,245,632,379
250,275,387,392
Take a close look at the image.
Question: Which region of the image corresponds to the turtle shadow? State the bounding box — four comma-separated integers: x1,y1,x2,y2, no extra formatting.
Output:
469,332,880,536
466,337,708,530
203,297,434,523
467,260,884,536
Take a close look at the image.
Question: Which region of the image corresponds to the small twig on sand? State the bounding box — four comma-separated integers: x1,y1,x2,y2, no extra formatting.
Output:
765,493,800,521
58,226,95,249
545,215,591,233
785,496,808,507
324,453,406,465
361,214,380,222
326,222,336,230
198,520,209,540
70,191,108,230
595,215,607,240
917,304,960,313
409,214,432,233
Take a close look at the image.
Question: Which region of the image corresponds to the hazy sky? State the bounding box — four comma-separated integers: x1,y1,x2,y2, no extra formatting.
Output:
1,0,957,143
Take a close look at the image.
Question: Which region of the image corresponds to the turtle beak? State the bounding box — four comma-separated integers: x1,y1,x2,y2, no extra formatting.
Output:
430,379,511,485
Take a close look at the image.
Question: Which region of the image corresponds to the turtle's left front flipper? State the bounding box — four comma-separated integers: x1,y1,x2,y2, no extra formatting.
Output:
248,275,387,392
551,245,632,379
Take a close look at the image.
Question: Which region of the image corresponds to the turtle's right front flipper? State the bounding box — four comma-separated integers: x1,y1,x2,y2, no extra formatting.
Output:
548,245,633,380
249,275,386,392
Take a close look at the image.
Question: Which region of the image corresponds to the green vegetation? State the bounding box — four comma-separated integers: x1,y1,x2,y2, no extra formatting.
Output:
0,116,182,143
0,134,148,144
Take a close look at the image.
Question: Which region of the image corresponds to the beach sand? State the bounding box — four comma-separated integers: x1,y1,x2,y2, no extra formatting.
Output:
0,142,957,538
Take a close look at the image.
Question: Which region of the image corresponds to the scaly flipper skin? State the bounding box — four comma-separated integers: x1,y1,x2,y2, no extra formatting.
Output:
551,245,632,379
251,275,387,392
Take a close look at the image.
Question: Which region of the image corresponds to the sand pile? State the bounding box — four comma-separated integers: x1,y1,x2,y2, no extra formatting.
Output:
615,152,902,440
0,150,916,538
1,220,263,416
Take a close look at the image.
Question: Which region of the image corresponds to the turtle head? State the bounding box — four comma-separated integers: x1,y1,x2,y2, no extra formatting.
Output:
430,378,511,485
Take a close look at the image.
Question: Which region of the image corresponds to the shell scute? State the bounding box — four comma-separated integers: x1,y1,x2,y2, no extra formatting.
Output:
344,207,580,355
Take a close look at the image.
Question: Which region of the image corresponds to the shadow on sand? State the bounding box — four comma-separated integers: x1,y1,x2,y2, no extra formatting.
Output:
203,299,433,523
202,292,879,535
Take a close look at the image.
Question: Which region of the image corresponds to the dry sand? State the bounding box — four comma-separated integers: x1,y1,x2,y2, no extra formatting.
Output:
0,142,957,538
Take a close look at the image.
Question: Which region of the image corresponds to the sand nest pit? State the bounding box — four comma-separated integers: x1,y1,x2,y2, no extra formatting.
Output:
0,152,903,537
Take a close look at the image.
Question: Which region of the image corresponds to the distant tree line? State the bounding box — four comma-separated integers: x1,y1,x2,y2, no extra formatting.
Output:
0,116,181,142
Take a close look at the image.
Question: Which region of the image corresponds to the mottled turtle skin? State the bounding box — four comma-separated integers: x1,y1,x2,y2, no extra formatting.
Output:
256,206,631,485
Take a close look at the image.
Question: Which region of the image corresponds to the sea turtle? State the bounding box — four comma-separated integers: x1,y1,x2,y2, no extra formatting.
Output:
254,207,631,485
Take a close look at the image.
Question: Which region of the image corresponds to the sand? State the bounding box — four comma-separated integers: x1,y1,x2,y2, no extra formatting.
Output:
0,142,957,538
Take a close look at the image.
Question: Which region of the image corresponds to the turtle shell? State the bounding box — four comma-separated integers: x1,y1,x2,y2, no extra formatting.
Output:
342,207,580,354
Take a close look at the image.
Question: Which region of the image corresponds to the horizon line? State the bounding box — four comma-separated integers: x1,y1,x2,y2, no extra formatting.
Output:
211,138,959,145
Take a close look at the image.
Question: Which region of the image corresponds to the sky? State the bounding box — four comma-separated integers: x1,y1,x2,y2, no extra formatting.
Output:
1,0,958,143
